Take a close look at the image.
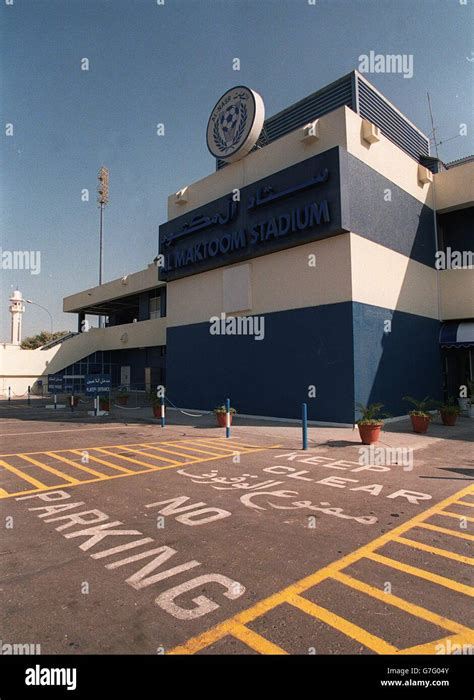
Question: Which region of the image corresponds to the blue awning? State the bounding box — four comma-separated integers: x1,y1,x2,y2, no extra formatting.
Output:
440,321,474,348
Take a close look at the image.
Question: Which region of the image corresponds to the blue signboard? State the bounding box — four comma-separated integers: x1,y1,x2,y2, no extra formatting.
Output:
85,374,112,395
48,375,64,393
159,146,346,281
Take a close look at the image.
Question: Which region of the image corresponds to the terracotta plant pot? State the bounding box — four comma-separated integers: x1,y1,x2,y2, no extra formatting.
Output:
440,412,458,426
216,413,232,427
117,395,129,405
410,414,430,433
153,404,163,418
99,398,110,411
357,423,382,445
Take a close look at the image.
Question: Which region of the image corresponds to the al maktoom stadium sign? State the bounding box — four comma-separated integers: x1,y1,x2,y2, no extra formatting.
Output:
159,147,346,281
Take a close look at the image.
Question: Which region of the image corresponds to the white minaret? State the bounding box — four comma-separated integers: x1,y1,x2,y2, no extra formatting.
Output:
9,289,25,345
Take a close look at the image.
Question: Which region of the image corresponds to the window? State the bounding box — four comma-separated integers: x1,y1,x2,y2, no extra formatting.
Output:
149,293,161,319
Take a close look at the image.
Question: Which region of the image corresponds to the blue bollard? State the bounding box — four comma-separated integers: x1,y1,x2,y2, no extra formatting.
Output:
302,403,308,450
225,397,231,439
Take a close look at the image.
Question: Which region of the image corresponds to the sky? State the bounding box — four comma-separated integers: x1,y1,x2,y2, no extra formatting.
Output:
1,0,473,339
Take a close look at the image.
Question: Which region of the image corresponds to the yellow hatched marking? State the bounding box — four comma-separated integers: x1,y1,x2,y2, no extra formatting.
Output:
397,633,474,655
115,445,182,464
0,458,48,490
45,452,107,479
186,439,254,453
332,571,471,636
438,510,474,523
416,521,473,541
456,500,474,508
393,536,474,565
1,444,277,499
71,451,136,474
95,447,178,469
168,483,474,655
0,488,9,496
287,593,398,654
229,623,288,655
137,444,223,461
159,441,235,458
93,447,179,469
19,454,80,485
367,552,474,597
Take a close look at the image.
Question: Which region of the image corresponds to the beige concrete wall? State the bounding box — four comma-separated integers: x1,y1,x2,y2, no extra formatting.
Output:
63,263,164,313
349,234,439,319
344,108,433,207
0,318,167,395
440,268,474,320
435,161,474,213
167,106,348,220
166,235,352,327
167,105,433,223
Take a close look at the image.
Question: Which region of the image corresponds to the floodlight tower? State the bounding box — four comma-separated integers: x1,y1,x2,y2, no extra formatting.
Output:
97,166,109,328
97,166,109,285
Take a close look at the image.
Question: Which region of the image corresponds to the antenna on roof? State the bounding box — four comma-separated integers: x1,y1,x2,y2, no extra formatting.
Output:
427,92,439,160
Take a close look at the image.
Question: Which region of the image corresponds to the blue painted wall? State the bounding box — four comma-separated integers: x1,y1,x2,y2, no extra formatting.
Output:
352,303,443,419
166,303,355,423
167,302,443,423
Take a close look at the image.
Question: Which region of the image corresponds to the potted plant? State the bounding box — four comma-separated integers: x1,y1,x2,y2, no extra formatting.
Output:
436,398,460,426
116,386,129,406
355,403,387,444
99,395,110,411
213,405,237,427
403,396,434,433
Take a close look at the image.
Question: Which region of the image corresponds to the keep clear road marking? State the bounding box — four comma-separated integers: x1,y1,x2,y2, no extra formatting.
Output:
168,483,474,655
0,439,279,498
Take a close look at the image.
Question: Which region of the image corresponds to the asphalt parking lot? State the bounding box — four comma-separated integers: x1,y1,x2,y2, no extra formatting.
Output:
1,401,473,656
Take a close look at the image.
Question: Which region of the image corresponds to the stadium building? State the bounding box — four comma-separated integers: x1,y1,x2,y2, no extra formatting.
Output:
50,71,473,423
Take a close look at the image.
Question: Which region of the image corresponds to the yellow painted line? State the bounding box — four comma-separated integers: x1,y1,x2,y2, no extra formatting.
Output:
0,458,48,490
397,633,474,655
0,488,9,497
1,445,276,499
138,444,223,461
158,441,236,458
438,510,474,523
456,500,474,508
114,445,181,465
46,452,107,480
367,552,474,597
71,451,136,474
168,482,474,655
393,536,474,565
185,439,254,453
19,454,80,485
332,571,472,636
416,522,473,542
93,447,179,470
287,593,398,654
229,622,288,655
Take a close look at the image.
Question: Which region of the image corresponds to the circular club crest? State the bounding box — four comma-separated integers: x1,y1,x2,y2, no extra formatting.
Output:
206,86,265,163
